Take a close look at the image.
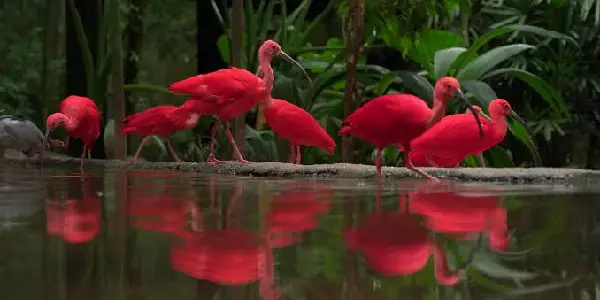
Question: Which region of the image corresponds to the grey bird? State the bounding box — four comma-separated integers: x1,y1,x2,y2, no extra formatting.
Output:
0,115,62,160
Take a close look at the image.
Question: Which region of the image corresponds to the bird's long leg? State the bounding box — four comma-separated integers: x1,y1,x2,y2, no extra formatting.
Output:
403,145,439,181
295,145,301,164
288,144,296,163
64,136,70,149
166,139,182,162
225,121,249,163
375,148,383,182
87,149,91,159
206,119,222,165
133,136,151,163
80,145,86,170
426,154,440,168
476,153,486,167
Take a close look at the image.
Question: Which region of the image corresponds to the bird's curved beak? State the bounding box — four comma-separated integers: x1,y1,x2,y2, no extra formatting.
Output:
456,89,485,137
479,111,492,122
278,51,312,84
509,110,526,126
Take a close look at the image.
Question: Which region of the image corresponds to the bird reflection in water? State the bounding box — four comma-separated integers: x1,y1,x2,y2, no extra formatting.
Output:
409,182,509,252
170,178,279,299
126,170,200,234
266,181,331,247
344,181,462,285
46,174,100,244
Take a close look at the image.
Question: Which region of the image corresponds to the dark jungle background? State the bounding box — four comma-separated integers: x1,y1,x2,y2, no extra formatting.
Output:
1,0,598,169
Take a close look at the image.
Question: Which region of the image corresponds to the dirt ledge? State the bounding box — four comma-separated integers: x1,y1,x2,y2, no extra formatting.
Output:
6,153,600,184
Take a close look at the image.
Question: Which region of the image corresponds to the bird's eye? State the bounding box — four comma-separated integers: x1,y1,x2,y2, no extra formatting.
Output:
271,45,277,50
447,84,453,89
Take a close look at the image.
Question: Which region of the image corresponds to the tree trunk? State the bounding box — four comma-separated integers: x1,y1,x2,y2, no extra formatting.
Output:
65,0,107,159
231,0,245,159
340,0,365,163
110,0,126,159
41,0,64,122
124,0,148,154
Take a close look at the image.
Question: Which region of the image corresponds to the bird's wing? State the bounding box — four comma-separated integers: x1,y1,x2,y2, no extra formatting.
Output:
172,68,262,106
2,118,43,149
411,114,494,156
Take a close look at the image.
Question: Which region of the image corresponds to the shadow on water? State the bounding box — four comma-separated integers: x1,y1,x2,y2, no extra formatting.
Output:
0,166,600,299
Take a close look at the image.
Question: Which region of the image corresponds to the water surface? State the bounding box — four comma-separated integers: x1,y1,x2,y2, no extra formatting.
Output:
0,166,599,299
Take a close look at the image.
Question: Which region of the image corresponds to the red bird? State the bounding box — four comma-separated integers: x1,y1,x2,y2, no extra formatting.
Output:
338,77,484,181
170,40,309,164
410,99,525,166
404,106,491,168
263,98,335,164
43,95,101,168
119,104,200,163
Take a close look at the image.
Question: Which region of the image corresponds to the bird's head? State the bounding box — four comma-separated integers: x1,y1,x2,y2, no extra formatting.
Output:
434,77,484,137
45,113,65,132
434,77,462,103
258,40,311,84
490,99,526,126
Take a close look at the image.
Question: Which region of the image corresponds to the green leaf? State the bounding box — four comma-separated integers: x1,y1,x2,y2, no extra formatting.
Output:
487,146,515,167
461,80,497,107
396,71,434,103
103,119,115,157
406,29,464,73
456,44,534,81
150,136,168,156
483,68,569,118
216,34,231,64
508,120,542,167
451,24,575,72
471,252,537,280
494,277,580,297
434,47,467,79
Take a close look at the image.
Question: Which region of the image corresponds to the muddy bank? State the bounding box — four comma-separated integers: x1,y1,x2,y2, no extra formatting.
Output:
6,151,600,184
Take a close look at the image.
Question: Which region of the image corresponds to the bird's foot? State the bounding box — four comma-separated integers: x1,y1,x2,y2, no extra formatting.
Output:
235,158,249,163
206,155,222,165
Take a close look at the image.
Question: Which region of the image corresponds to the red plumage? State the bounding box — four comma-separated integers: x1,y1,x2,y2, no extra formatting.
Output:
403,106,486,168
339,94,432,148
120,105,196,137
338,77,468,180
58,95,101,148
44,95,101,167
119,104,200,163
263,98,335,163
410,99,513,164
170,67,268,119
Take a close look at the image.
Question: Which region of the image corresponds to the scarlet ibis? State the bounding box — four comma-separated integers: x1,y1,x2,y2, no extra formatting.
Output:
170,40,309,164
262,98,335,164
405,106,491,168
338,77,484,181
43,95,101,169
410,99,525,168
119,104,200,163
409,182,509,252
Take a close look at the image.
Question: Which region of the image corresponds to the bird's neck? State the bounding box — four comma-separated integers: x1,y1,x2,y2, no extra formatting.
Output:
426,99,448,129
492,114,508,137
61,114,78,132
257,56,275,108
